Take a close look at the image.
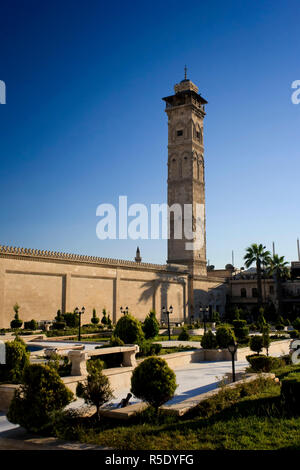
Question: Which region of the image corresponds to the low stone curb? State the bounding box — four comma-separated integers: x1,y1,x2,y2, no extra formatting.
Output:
0,426,110,450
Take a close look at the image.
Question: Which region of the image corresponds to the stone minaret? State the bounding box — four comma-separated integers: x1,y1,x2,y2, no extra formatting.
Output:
163,72,207,277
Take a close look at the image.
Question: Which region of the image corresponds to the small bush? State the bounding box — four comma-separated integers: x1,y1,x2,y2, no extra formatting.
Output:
131,357,177,409
87,358,105,374
51,321,66,330
289,330,300,339
233,320,249,345
7,364,73,433
114,314,144,345
201,330,217,349
101,309,108,325
292,317,300,331
142,310,159,339
216,326,235,349
76,367,113,420
24,319,38,331
91,308,100,325
10,303,23,329
0,337,30,384
281,372,300,414
246,354,284,372
63,312,79,328
109,335,125,347
138,340,162,357
250,335,264,354
178,327,190,341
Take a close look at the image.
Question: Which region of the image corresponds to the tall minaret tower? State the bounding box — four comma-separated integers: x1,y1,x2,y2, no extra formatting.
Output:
163,70,208,277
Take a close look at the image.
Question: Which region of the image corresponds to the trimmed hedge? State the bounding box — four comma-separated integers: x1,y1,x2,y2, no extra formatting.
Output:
246,354,284,372
131,357,177,409
24,319,38,330
138,340,162,357
0,337,30,383
178,327,190,341
281,372,300,413
114,314,144,345
201,330,217,349
216,326,236,349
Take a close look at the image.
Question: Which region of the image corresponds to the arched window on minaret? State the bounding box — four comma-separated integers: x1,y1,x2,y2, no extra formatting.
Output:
170,157,177,179
179,159,182,178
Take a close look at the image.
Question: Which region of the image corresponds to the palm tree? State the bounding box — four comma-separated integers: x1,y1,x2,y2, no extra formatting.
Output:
244,243,271,307
267,254,289,315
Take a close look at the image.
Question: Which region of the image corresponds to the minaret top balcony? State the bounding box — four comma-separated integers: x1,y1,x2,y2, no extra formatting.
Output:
162,77,207,112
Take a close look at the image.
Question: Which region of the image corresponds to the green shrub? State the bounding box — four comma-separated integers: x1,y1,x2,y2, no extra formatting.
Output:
7,364,73,433
87,358,105,374
52,309,66,330
289,330,300,339
0,337,30,383
212,311,220,323
10,303,23,329
109,335,125,346
101,309,108,325
91,308,100,325
76,367,113,420
114,314,144,345
250,335,264,354
275,322,285,331
262,325,271,355
51,321,66,330
216,326,235,349
142,310,159,339
24,319,38,331
292,317,300,331
46,353,71,377
201,330,217,349
131,357,177,409
178,327,190,341
107,314,112,329
138,340,162,357
62,312,79,328
281,372,300,414
257,308,266,332
233,320,249,344
246,354,284,372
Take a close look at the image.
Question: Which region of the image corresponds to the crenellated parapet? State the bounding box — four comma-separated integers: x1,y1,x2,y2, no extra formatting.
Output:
0,244,187,273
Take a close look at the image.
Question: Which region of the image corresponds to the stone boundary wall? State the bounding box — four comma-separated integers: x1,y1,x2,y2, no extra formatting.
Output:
0,245,190,327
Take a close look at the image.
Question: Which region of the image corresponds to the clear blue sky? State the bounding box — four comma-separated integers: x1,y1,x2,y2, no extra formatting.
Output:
0,0,300,268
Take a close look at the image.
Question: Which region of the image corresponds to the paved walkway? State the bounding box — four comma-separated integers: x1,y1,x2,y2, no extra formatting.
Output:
0,360,248,447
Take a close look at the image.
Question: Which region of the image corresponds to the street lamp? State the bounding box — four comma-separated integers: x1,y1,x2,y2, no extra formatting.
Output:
74,306,85,341
228,341,238,382
162,305,173,341
200,305,209,333
120,306,129,315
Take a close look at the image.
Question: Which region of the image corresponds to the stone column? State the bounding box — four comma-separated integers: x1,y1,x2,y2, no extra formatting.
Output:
113,269,121,324
182,280,187,322
122,346,139,367
64,273,72,313
68,350,88,377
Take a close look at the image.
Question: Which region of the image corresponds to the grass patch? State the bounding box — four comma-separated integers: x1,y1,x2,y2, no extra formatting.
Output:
53,372,300,450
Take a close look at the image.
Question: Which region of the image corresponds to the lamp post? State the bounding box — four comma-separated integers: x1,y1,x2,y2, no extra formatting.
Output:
74,306,85,341
120,306,129,315
200,305,209,333
228,341,238,382
162,305,173,341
